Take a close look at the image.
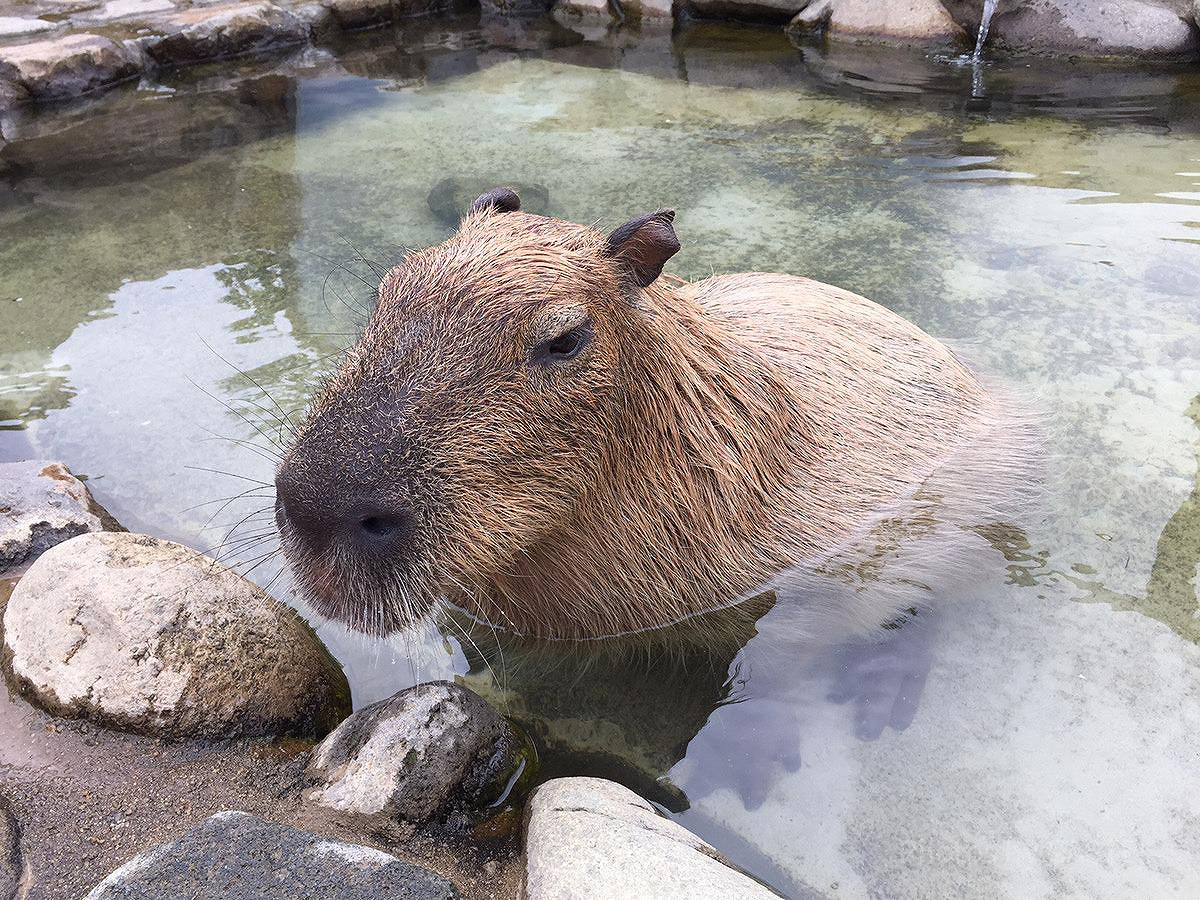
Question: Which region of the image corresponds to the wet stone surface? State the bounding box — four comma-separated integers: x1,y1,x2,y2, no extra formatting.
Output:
307,682,532,840
83,811,459,900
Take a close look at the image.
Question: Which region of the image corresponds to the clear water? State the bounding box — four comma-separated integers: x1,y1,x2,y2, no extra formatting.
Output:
2,16,1199,897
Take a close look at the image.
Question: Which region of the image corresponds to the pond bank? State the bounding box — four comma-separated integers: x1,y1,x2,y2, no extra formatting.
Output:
1,0,1198,111
0,464,780,899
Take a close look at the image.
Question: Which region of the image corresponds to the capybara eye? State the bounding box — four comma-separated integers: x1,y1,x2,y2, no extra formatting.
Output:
533,321,592,365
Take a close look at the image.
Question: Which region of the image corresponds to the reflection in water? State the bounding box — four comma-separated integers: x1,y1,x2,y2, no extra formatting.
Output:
1,14,1200,897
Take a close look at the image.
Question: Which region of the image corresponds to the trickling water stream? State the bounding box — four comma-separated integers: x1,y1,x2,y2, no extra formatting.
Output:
972,0,1001,61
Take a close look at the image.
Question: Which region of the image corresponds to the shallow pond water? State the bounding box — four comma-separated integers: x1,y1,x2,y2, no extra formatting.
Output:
2,14,1199,898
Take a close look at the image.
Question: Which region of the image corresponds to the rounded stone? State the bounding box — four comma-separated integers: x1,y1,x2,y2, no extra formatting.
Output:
306,681,532,838
0,460,121,574
83,811,458,899
2,531,351,740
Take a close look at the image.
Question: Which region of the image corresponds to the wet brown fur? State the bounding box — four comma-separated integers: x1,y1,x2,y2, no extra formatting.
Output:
280,205,1005,641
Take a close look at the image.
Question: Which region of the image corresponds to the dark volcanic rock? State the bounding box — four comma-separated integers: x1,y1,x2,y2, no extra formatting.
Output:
82,811,459,899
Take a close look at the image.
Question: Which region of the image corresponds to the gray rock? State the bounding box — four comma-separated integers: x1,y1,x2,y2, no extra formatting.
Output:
0,797,23,900
788,0,967,46
0,71,29,110
480,0,556,17
292,1,337,36
630,0,674,19
0,34,141,100
83,811,458,899
307,681,531,838
683,0,803,25
942,0,1200,58
77,0,178,23
552,0,614,20
0,460,121,573
321,0,452,30
0,18,57,39
320,0,395,28
135,2,308,67
524,777,780,899
3,531,351,740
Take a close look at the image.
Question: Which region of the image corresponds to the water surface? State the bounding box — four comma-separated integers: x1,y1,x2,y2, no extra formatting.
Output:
2,16,1199,898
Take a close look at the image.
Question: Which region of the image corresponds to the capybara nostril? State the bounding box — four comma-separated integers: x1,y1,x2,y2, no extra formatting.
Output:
354,506,415,550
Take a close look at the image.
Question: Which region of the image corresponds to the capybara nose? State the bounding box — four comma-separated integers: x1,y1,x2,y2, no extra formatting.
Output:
275,472,415,557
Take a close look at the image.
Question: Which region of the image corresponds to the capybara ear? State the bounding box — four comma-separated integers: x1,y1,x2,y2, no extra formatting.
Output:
470,187,521,215
605,209,680,288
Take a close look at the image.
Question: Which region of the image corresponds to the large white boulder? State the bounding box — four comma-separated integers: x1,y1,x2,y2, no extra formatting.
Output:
3,531,351,740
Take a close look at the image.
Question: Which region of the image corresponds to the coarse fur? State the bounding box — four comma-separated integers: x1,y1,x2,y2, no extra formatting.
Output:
276,197,1031,641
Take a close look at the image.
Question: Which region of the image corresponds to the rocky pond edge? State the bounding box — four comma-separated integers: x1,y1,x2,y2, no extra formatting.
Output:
0,458,780,898
1,0,1199,113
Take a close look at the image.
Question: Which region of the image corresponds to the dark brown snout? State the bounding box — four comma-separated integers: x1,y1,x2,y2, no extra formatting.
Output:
274,466,417,561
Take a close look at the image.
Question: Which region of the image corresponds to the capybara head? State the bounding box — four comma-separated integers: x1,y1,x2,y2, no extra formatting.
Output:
275,189,682,635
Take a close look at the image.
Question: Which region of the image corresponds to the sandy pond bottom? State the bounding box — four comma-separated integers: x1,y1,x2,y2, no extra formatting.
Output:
1,13,1199,899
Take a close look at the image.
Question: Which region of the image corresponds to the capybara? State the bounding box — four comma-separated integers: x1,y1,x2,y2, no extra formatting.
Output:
275,188,1026,641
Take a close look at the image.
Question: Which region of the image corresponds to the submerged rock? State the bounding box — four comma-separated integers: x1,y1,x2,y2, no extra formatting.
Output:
941,0,1200,58
0,460,121,574
787,0,968,46
307,681,532,839
524,777,779,899
426,177,550,228
0,34,141,100
83,811,458,899
3,531,350,740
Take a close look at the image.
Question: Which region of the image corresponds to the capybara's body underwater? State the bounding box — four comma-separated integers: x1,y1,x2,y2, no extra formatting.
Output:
275,188,1030,641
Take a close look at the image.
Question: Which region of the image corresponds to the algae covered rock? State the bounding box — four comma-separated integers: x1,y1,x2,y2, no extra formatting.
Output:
2,531,350,740
307,681,533,838
83,811,458,899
